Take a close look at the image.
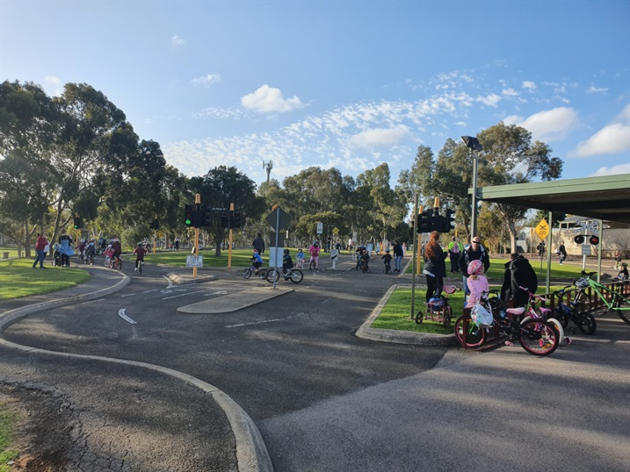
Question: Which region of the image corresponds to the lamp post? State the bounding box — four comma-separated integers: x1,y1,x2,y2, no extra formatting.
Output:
461,136,482,238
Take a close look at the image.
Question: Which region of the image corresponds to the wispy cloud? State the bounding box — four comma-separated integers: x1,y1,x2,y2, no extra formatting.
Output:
586,85,608,94
349,125,409,148
241,84,304,113
522,81,537,90
476,93,501,107
502,88,519,97
191,73,221,87
194,107,246,120
571,104,630,157
591,162,630,176
505,107,579,142
171,34,186,47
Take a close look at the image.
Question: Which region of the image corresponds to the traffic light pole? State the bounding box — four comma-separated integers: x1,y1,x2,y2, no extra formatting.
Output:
597,219,603,284
228,202,234,268
193,193,200,279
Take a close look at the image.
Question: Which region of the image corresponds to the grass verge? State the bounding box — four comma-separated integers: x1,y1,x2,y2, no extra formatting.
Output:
0,259,91,300
0,407,18,472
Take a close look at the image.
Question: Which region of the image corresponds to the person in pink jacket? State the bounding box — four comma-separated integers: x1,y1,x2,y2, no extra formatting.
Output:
465,259,488,308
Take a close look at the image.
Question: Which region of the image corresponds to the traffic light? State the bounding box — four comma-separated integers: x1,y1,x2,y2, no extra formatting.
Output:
589,235,599,245
230,212,244,229
184,204,193,227
73,214,83,230
150,218,160,230
220,210,229,228
416,209,433,233
574,235,584,244
443,209,455,233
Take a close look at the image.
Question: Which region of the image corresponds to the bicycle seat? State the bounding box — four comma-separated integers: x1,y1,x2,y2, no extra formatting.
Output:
539,307,552,315
506,307,525,316
444,285,457,294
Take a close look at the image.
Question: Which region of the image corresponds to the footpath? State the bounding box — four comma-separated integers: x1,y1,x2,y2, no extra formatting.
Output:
0,265,271,472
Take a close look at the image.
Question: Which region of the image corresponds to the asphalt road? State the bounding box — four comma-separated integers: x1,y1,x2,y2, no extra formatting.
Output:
4,256,630,471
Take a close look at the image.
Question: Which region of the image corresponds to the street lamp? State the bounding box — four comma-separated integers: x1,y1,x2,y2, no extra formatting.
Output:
461,136,482,238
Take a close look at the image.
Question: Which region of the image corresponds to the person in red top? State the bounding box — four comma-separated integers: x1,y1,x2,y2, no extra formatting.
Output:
32,233,48,269
309,241,321,271
133,243,147,270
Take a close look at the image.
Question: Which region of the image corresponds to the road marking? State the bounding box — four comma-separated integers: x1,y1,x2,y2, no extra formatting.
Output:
118,308,137,324
207,290,228,296
121,293,136,298
162,290,205,300
225,312,305,329
143,289,158,294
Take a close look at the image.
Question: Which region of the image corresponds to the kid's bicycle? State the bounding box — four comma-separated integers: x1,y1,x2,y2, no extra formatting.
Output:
241,264,269,280
551,285,596,334
265,267,304,284
573,271,630,324
415,285,457,328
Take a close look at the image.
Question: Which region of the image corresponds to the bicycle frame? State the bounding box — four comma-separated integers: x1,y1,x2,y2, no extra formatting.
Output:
583,277,630,312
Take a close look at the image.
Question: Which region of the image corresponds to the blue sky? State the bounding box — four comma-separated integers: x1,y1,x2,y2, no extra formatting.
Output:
2,0,630,185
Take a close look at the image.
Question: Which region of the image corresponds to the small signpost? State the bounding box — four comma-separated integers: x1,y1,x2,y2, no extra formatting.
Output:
316,222,323,235
186,255,203,268
266,206,291,289
535,218,549,241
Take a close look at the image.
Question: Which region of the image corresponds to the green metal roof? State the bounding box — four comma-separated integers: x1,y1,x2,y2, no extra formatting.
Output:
475,173,630,225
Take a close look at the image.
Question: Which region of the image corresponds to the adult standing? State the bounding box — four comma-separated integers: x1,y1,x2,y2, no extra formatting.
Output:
423,231,446,302
447,236,463,273
32,233,48,269
459,236,490,296
501,251,537,307
537,241,545,258
392,240,404,273
58,233,74,267
252,233,265,255
557,241,567,264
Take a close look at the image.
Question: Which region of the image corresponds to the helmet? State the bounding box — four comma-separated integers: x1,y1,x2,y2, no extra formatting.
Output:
467,259,483,275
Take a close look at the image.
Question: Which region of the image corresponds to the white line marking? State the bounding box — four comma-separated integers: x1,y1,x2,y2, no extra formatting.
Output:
118,308,137,324
225,312,304,329
162,290,205,300
208,290,228,296
143,289,158,294
121,293,136,298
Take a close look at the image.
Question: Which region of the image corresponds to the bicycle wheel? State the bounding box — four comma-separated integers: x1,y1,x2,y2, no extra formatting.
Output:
518,319,559,356
454,316,486,348
552,306,570,328
577,314,597,334
138,262,143,275
289,269,303,284
309,260,316,271
266,268,280,283
242,268,252,279
414,311,424,324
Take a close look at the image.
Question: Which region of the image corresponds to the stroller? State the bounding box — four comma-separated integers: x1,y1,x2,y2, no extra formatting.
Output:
53,244,63,267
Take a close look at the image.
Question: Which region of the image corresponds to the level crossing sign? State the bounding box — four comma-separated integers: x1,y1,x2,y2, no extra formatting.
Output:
535,218,549,240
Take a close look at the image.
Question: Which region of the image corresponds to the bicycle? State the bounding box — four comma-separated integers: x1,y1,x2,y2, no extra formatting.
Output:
573,271,630,324
454,290,560,356
308,257,318,272
551,285,596,334
135,259,144,275
241,264,269,280
266,267,303,284
415,285,457,328
108,255,123,270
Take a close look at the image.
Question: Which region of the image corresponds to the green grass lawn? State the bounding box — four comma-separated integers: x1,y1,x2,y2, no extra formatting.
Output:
0,259,91,300
0,405,19,472
0,248,20,259
145,248,332,268
407,256,585,281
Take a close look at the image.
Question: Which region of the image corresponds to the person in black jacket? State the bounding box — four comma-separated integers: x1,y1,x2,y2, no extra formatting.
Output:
252,233,265,255
459,236,490,297
501,251,537,307
423,231,447,302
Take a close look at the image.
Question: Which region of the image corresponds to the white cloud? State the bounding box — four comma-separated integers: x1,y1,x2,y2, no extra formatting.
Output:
349,125,409,148
592,163,630,176
572,104,630,157
502,88,519,97
171,34,186,47
191,73,221,87
522,81,537,90
502,114,524,125
586,85,608,94
510,107,579,142
476,94,501,107
241,84,304,113
42,75,63,96
194,107,245,120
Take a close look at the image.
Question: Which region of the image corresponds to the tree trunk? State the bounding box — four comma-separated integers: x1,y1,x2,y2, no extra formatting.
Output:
23,220,32,258
507,222,517,254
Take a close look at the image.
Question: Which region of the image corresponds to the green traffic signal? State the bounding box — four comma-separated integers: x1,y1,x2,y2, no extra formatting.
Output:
185,218,192,226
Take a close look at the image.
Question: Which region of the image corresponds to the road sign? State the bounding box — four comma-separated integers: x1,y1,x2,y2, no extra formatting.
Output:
186,255,203,268
581,245,591,256
316,222,323,234
535,219,549,240
332,227,339,235
266,207,290,230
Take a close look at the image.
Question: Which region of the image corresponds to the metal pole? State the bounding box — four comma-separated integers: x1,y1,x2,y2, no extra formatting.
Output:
581,224,588,271
410,194,419,320
193,193,200,279
597,219,603,283
228,202,234,268
470,149,478,238
546,211,552,293
273,208,280,289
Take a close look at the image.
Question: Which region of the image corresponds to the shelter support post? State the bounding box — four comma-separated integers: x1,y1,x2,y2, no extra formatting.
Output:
597,219,603,283
410,195,419,320
546,210,552,293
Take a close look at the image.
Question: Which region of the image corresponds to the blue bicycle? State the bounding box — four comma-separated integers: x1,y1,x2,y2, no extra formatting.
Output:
552,284,596,334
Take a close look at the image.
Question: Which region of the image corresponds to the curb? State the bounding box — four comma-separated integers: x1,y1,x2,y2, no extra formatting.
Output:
0,266,273,472
165,272,217,285
356,283,458,347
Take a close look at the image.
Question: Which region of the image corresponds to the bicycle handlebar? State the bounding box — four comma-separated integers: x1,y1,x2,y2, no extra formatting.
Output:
581,270,597,277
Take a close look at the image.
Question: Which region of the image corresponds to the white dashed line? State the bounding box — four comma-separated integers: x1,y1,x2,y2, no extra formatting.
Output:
161,290,205,300
225,312,305,329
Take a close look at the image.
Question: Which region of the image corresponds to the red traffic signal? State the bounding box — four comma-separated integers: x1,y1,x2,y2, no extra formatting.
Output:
589,235,599,245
